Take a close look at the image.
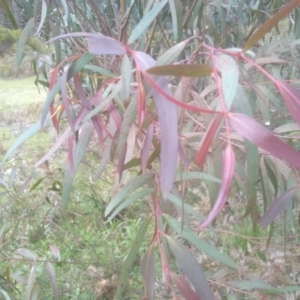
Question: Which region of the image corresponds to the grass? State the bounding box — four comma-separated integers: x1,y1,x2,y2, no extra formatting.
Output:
0,77,147,299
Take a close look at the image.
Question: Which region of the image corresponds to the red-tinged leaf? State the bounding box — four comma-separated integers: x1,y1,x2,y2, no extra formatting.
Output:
228,113,300,168
49,32,126,55
140,244,155,300
137,70,146,126
142,70,217,114
278,82,300,127
195,113,223,168
260,187,297,229
243,1,300,52
199,144,235,229
45,262,60,300
171,272,201,300
132,51,178,198
61,63,75,133
15,248,37,261
73,74,107,148
166,235,215,300
142,124,154,172
49,245,61,262
147,64,213,77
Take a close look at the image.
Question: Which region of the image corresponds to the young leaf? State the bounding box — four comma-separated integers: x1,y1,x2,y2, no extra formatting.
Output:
140,244,155,300
25,263,37,300
195,113,223,168
171,272,201,300
166,235,215,300
260,187,297,229
228,112,300,168
147,64,213,77
199,144,235,229
114,217,152,300
243,1,300,52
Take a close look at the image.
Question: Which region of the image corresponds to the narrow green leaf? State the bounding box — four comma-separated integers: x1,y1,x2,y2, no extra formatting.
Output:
0,289,11,300
0,0,19,29
147,64,212,77
121,54,131,101
106,188,155,222
169,0,183,42
105,173,154,217
45,262,60,300
156,40,190,66
175,171,221,183
265,286,300,294
243,1,300,52
216,54,239,110
16,18,34,72
166,236,214,300
167,193,203,220
114,217,152,300
228,279,274,291
83,65,114,77
164,214,239,269
128,0,168,44
140,244,155,300
25,263,37,300
62,124,93,209
34,0,47,35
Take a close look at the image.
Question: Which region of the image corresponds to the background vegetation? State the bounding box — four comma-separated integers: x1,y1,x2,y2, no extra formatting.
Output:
1,0,300,299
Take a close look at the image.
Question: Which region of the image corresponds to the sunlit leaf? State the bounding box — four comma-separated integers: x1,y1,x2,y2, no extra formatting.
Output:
260,187,297,229
140,244,155,300
147,64,212,77
166,235,214,300
228,112,300,168
200,144,235,229
243,1,300,52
